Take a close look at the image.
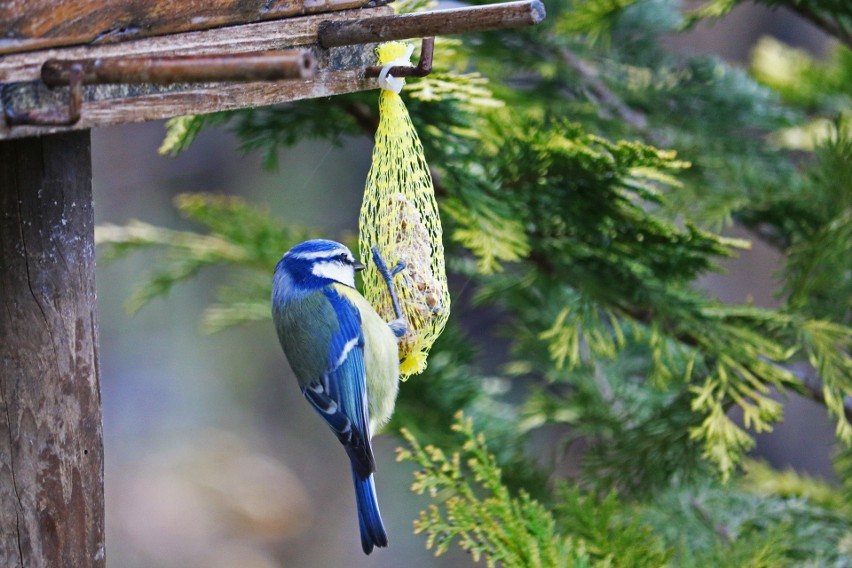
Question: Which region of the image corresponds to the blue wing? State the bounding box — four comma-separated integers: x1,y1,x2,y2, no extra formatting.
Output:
302,286,375,478
279,284,387,552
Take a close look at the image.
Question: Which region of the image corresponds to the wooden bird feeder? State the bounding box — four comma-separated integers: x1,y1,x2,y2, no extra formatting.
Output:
0,1,544,565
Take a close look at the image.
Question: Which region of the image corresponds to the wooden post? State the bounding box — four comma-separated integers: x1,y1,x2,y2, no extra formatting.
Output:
0,132,104,568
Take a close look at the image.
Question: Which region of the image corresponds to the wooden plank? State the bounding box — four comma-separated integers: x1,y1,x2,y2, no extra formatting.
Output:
0,6,391,140
0,131,104,568
0,0,382,55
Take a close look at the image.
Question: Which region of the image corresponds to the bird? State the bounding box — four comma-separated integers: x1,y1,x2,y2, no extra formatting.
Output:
271,239,406,554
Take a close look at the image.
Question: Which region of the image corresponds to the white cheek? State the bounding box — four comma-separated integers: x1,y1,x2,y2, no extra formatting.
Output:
312,261,355,288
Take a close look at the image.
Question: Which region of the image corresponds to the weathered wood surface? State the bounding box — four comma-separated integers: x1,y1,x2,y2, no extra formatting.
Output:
0,0,382,55
0,6,390,140
0,6,390,83
0,131,104,568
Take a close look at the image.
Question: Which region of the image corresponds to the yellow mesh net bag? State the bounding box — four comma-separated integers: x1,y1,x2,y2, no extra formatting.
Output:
359,41,450,379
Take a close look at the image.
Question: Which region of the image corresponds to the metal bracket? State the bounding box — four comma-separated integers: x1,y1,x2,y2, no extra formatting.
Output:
3,64,83,127
327,1,544,82
318,0,544,48
364,37,434,78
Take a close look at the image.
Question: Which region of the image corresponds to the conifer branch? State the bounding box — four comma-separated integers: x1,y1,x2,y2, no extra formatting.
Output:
558,47,648,132
531,249,852,426
690,498,734,544
794,362,852,422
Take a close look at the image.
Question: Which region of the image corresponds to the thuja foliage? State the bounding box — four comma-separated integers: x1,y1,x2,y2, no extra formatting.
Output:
100,0,852,564
397,413,852,566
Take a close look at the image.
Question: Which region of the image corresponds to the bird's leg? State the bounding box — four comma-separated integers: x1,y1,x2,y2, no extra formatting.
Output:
371,246,408,338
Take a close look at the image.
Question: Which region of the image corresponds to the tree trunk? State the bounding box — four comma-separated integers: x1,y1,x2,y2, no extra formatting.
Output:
0,131,105,568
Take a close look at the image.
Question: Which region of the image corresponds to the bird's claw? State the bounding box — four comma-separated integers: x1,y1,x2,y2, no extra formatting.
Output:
390,260,406,277
388,318,407,338
371,246,407,327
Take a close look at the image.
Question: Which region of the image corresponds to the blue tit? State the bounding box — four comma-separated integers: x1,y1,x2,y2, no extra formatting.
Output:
271,239,403,554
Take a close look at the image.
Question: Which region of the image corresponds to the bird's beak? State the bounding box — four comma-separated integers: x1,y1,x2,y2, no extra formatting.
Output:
354,261,366,271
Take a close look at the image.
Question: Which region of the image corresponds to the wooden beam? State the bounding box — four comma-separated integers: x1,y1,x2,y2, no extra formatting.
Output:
0,6,387,81
0,131,104,568
0,6,392,140
0,0,382,55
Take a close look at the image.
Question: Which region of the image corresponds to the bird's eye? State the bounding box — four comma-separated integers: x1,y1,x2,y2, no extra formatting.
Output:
337,253,350,264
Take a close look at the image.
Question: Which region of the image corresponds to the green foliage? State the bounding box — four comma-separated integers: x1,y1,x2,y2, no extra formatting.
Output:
159,115,226,157
797,319,852,440
781,130,852,322
639,482,852,566
161,103,365,170
741,459,850,513
520,343,709,496
397,413,671,567
837,446,852,513
399,414,852,566
398,413,587,567
552,486,670,567
751,36,852,114
442,197,530,275
99,0,852,564
96,193,314,326
559,0,645,44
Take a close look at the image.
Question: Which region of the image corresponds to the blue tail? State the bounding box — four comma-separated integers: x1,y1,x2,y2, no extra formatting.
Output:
351,466,388,554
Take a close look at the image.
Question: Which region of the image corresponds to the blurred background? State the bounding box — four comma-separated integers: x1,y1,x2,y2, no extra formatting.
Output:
92,5,836,567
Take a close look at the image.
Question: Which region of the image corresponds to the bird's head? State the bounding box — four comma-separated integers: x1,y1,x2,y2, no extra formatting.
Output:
275,239,365,290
